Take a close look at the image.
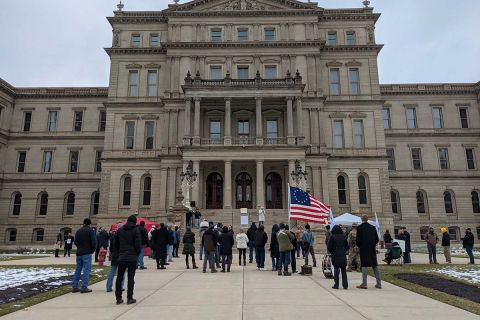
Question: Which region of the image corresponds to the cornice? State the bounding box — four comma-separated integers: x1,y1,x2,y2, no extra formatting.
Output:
105,47,167,56
380,83,479,96
167,40,324,50
321,44,383,53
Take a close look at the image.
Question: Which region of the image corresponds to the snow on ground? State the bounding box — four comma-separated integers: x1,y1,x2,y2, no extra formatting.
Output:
450,248,480,257
412,245,480,256
0,268,73,290
432,266,480,284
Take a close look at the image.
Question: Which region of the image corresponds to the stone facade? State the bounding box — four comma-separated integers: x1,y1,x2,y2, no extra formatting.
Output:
0,0,479,247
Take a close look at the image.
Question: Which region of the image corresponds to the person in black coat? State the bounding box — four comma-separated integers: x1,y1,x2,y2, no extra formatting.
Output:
383,230,393,248
254,225,268,270
136,221,149,270
396,227,411,264
218,226,235,272
327,225,349,289
72,218,96,293
182,227,197,269
356,215,382,289
269,224,280,271
285,225,297,273
247,222,257,263
151,223,169,269
63,233,74,257
95,228,110,262
114,215,141,305
462,228,475,264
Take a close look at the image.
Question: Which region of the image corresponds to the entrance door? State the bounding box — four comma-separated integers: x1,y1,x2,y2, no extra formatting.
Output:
235,172,253,209
265,172,283,209
206,172,223,209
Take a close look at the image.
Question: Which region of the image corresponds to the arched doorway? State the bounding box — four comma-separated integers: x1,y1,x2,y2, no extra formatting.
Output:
206,172,223,209
236,172,253,209
265,172,283,209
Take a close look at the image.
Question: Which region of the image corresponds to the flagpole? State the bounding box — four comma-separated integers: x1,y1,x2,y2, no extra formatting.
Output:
287,183,291,230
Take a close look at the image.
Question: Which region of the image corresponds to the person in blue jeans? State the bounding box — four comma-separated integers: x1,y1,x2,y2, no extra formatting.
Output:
106,224,124,292
462,228,475,264
72,218,96,293
277,223,294,276
254,225,268,270
136,221,148,269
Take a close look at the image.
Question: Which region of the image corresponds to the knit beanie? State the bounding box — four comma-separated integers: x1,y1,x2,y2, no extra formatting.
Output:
127,215,137,224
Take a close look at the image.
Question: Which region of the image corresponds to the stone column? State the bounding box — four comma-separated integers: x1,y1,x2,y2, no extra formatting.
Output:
224,98,232,145
193,97,201,146
256,160,264,208
192,160,200,206
224,160,232,209
183,98,192,145
286,97,295,145
296,97,303,141
312,166,321,199
255,97,263,145
288,160,295,185
320,166,330,204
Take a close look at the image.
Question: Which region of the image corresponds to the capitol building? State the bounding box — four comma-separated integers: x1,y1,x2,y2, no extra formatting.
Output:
1,0,479,246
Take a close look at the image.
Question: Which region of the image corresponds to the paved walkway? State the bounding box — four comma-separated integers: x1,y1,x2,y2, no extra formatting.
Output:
1,253,477,320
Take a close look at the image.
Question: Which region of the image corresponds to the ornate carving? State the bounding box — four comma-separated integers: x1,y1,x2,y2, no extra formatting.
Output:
221,0,267,11
112,28,121,47
329,112,347,118
366,25,376,44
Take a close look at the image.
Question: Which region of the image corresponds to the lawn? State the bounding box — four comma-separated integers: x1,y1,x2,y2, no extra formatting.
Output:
0,255,48,262
378,264,480,315
0,264,108,317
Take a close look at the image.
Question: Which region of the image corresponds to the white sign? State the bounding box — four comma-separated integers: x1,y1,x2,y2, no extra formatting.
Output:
240,208,248,214
240,215,249,226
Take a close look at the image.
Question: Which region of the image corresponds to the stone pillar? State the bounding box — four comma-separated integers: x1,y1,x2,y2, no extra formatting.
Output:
183,98,192,145
286,97,295,145
288,160,295,185
193,97,201,146
255,97,263,145
321,166,330,204
296,97,303,140
224,98,232,145
256,160,264,208
312,166,322,199
224,160,232,209
192,160,200,206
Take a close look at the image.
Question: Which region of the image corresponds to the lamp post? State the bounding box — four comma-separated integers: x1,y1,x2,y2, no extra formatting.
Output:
180,161,198,208
290,160,308,190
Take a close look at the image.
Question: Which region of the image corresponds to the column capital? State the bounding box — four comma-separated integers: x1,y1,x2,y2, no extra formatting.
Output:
184,97,193,102
295,96,303,101
256,160,264,164
224,160,232,164
255,96,263,101
286,96,294,102
224,97,232,102
193,97,201,102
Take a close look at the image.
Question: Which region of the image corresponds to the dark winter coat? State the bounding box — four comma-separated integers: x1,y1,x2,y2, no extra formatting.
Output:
152,226,169,260
115,220,141,264
397,231,411,253
356,222,379,267
254,230,268,248
64,235,74,250
137,226,148,246
463,232,474,248
441,232,451,247
327,226,349,268
247,224,258,242
269,225,280,258
383,232,393,244
182,230,196,255
97,230,110,248
202,227,218,252
218,231,235,255
109,233,119,266
74,225,97,256
168,230,175,246
289,231,297,251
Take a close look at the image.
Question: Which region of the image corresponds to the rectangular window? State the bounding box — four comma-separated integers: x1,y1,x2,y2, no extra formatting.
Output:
438,148,449,170
466,148,476,170
147,70,157,97
459,107,469,128
73,111,83,132
95,150,103,172
353,120,364,148
383,108,391,129
349,68,360,95
42,151,53,173
327,31,337,45
128,70,139,97
432,107,443,129
238,120,250,135
48,111,58,132
211,29,222,42
69,151,79,173
333,120,344,148
329,69,340,95
17,151,27,173
23,111,32,132
346,31,356,45
125,121,135,149
238,29,248,41
131,34,141,47
99,111,106,132
150,34,160,47
411,148,422,170
36,230,44,242
210,66,222,80
237,66,249,79
145,121,155,150
387,148,396,171
264,65,277,79
264,28,275,41
209,120,221,140
266,120,278,138
9,230,16,242
406,107,417,129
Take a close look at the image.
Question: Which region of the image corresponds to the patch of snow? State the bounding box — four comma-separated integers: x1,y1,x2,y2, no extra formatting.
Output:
0,267,73,290
432,267,480,284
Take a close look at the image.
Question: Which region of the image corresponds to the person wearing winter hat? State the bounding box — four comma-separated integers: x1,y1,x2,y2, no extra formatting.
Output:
72,218,97,293
441,227,451,263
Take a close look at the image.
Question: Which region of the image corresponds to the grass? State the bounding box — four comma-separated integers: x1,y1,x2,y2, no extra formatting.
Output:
377,264,480,316
0,255,48,262
0,264,109,317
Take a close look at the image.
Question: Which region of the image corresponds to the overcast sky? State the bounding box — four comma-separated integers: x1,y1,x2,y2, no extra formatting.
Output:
1,0,479,87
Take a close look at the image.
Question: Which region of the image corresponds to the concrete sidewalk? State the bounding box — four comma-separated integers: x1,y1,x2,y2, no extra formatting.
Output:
1,254,478,320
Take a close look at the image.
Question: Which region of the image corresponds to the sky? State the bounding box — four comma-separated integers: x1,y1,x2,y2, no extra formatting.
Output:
0,0,479,87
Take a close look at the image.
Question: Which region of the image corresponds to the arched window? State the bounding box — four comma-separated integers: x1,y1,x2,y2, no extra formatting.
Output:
206,172,223,209
443,190,455,214
358,174,369,205
65,192,75,215
236,172,253,209
142,176,152,206
337,174,348,205
416,190,427,214
391,190,401,214
6,228,17,242
11,192,22,216
472,191,480,213
265,172,282,209
37,192,48,216
122,176,132,206
33,228,45,242
420,226,429,240
91,191,100,215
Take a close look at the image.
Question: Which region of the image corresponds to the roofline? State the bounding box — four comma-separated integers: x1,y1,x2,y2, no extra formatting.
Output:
380,82,480,95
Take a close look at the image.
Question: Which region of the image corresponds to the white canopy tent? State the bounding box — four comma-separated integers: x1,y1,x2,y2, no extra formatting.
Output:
332,213,376,227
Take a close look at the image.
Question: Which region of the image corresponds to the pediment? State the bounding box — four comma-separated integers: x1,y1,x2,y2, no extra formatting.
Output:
167,0,319,12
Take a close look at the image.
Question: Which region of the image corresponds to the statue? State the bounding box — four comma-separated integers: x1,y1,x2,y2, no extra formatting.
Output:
366,25,375,44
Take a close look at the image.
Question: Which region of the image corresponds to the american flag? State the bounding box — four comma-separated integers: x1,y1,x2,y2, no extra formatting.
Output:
289,186,330,224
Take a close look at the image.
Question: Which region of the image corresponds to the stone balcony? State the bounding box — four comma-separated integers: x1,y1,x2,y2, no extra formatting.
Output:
184,136,304,147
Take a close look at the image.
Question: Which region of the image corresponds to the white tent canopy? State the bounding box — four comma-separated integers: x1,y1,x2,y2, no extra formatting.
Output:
332,213,376,227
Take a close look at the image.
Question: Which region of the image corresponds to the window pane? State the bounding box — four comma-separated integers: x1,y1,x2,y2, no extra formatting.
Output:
147,71,157,97
416,191,425,213
337,176,347,204
459,108,469,128
131,34,141,47
92,192,100,215
73,111,83,132
17,151,26,173
48,111,57,132
238,29,248,41
211,30,222,42
333,120,344,148
69,151,79,173
123,177,131,206
329,69,340,95
444,191,454,213
39,194,48,215
99,111,106,132
145,121,155,150
126,122,135,149
411,148,422,170
13,194,22,215
438,148,449,170
264,28,275,40
237,66,249,79
24,112,32,132
43,151,52,173
383,108,391,129
349,69,359,95
346,31,356,45
210,66,222,79
143,177,151,206
150,34,160,47
129,71,139,97
406,108,416,129
466,148,476,170
266,120,278,138
66,193,75,215
472,191,480,213
95,151,103,172
432,107,442,128
238,120,249,135
210,120,221,140
391,191,398,214
387,148,396,170
353,120,364,148
327,31,337,45
265,66,277,79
